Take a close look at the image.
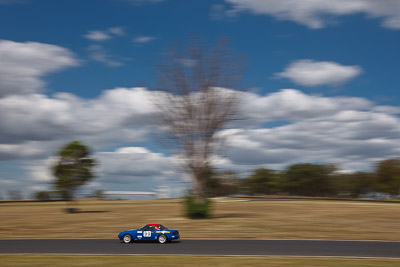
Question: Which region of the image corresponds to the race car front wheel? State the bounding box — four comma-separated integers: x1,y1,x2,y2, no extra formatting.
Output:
123,234,132,243
158,234,167,244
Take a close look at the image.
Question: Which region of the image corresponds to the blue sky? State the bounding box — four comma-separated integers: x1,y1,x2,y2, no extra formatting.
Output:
0,0,400,199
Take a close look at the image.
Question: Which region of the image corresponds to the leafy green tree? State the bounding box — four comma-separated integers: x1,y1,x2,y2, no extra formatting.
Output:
35,191,51,201
91,189,105,199
283,164,336,197
334,172,374,198
374,158,400,196
53,141,96,201
205,168,239,197
242,168,281,195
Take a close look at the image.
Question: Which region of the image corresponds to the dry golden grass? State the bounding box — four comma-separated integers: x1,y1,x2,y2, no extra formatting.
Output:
1,198,400,240
1,256,400,267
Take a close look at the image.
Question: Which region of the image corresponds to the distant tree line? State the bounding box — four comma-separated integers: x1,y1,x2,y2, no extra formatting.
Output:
27,157,400,201
33,189,104,201
205,158,400,199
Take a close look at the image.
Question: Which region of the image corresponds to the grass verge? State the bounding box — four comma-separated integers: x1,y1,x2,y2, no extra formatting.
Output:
1,198,400,240
1,255,400,267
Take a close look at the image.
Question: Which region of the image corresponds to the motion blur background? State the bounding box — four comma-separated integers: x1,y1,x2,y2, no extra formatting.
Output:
0,0,400,201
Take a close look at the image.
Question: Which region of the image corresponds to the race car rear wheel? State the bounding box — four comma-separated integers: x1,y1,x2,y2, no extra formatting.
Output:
158,234,167,244
123,234,132,243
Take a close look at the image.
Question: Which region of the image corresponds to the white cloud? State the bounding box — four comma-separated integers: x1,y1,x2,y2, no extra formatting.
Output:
116,147,151,153
1,87,398,171
0,87,157,159
0,40,79,97
83,27,125,41
108,27,125,36
373,106,400,114
219,89,400,172
83,27,127,66
225,0,400,29
275,60,362,86
88,45,123,67
241,88,371,124
133,36,156,44
2,86,400,194
221,112,400,172
84,31,112,41
25,157,56,182
94,147,186,194
98,147,174,178
0,142,52,160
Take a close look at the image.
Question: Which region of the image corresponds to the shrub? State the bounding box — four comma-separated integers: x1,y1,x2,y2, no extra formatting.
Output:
184,195,211,219
35,191,51,201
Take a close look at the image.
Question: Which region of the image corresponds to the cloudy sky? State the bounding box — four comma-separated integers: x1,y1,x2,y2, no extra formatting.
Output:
1,0,400,199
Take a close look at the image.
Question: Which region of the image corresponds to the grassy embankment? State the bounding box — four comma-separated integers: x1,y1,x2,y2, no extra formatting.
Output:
1,198,400,240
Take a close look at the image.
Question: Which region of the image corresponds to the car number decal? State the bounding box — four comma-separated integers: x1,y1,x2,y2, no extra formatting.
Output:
143,231,151,237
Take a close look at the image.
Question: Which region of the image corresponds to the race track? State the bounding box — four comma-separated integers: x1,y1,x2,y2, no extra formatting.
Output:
1,239,400,258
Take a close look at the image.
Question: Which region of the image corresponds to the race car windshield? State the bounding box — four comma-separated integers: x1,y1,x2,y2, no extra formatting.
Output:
159,224,168,230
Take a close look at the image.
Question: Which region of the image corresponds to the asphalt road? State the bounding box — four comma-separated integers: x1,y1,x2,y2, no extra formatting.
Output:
1,239,400,258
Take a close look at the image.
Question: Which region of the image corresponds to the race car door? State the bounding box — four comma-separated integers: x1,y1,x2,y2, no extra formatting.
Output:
142,225,156,240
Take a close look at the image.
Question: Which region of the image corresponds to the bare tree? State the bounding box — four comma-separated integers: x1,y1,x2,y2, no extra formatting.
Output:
155,38,243,200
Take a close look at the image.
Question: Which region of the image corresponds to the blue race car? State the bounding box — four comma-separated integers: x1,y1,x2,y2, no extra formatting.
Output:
118,223,180,244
